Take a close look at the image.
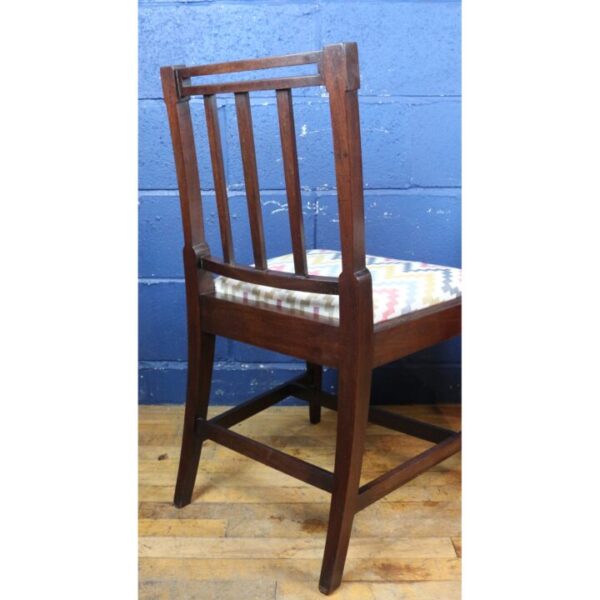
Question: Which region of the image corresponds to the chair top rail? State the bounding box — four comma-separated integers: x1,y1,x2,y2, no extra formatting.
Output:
177,50,322,79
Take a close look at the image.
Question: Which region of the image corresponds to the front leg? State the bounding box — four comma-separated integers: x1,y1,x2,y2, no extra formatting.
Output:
318,360,372,594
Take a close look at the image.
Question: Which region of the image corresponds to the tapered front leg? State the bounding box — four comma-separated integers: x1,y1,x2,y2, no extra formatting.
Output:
318,361,372,594
173,329,215,508
306,362,323,424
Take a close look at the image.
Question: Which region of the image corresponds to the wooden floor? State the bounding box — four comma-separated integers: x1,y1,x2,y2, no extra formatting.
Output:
139,404,461,599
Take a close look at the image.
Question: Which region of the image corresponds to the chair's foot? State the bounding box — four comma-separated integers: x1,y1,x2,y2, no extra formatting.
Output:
319,582,336,595
306,362,322,425
173,331,215,508
173,431,203,508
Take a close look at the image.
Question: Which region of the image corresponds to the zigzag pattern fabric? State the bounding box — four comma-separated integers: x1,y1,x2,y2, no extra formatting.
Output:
214,249,461,324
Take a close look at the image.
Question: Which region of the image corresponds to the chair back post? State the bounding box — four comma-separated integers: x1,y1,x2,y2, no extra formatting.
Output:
322,43,374,343
160,66,214,296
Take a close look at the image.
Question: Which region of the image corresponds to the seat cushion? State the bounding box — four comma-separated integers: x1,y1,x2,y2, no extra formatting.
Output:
214,249,461,324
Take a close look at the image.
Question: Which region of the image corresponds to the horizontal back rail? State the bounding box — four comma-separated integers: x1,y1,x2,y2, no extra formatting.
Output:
199,256,339,294
180,74,323,97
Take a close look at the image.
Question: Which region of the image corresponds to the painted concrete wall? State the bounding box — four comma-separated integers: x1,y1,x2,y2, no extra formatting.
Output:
139,0,461,405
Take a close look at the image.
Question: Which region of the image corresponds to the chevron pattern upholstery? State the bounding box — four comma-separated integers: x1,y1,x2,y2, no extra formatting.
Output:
214,249,461,324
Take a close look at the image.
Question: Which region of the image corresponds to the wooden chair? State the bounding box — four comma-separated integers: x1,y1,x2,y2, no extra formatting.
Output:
160,42,461,595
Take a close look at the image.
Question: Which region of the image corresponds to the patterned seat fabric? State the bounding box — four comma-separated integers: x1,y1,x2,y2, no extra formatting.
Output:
214,249,461,324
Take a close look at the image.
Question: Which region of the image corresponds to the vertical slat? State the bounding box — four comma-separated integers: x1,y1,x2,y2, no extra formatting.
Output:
276,89,308,275
234,92,267,270
204,95,235,263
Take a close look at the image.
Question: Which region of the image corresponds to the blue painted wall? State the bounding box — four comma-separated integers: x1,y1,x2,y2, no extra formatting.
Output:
139,0,461,405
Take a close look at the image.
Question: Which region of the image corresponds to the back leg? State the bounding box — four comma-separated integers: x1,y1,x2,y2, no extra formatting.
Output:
173,330,215,508
306,362,322,424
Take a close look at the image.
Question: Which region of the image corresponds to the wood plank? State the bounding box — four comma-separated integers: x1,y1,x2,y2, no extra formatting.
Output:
139,484,459,504
139,443,218,461
138,447,460,474
139,437,460,471
138,464,459,488
224,514,461,540
139,501,461,538
139,536,455,560
139,557,460,583
139,429,462,450
138,427,461,448
139,519,227,537
276,580,460,600
139,499,460,521
140,579,276,600
139,434,455,458
139,499,461,517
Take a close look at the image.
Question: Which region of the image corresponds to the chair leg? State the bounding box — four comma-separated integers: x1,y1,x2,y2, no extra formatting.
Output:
173,330,215,508
306,362,322,424
318,362,372,594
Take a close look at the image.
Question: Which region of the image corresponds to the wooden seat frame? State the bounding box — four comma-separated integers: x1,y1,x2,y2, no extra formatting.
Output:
160,42,461,595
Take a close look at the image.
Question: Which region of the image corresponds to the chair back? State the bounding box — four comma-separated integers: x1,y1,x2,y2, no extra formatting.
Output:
160,42,368,299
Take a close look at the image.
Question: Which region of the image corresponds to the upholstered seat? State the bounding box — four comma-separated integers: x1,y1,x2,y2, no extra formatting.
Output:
214,249,461,324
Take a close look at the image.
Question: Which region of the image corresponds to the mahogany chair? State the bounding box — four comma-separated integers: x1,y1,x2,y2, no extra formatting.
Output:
160,42,461,595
